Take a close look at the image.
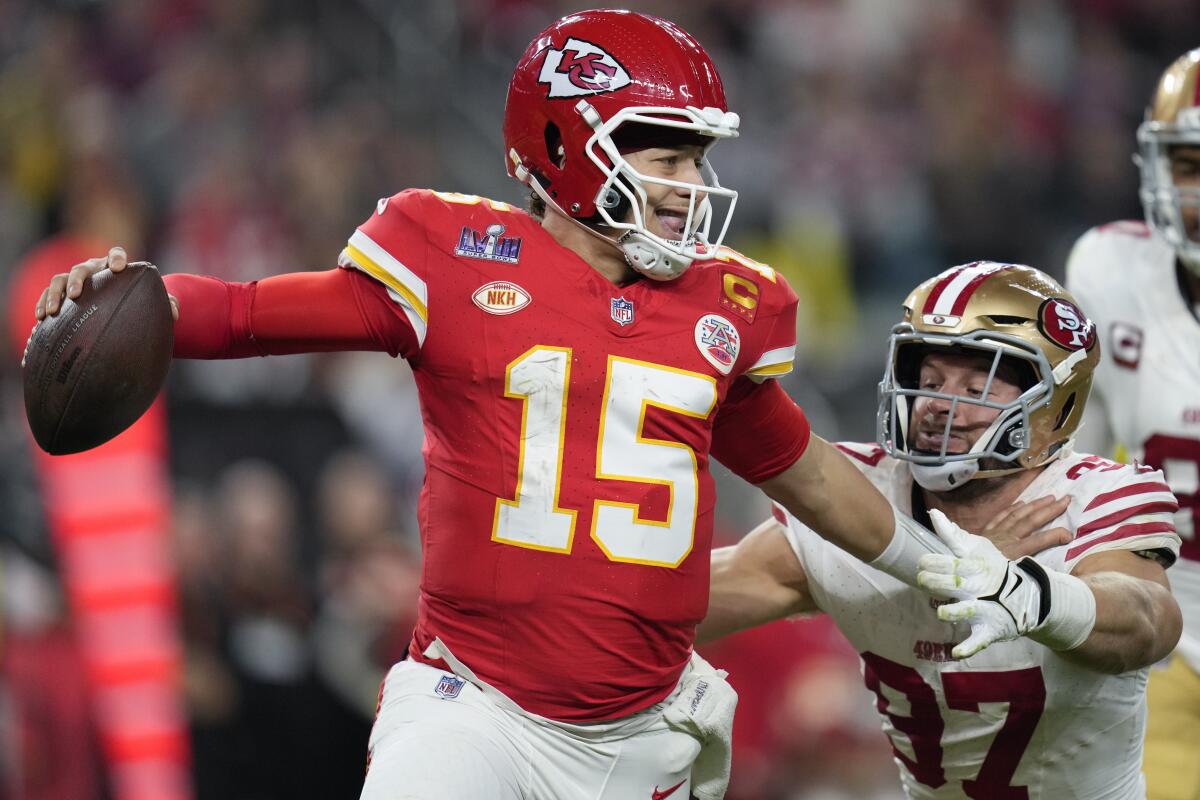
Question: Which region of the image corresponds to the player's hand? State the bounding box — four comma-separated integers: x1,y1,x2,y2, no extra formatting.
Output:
983,496,1071,560
34,247,179,321
917,509,1050,658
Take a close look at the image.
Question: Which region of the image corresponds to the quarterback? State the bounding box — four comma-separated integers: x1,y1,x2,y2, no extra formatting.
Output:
29,11,1072,800
705,264,1183,799
1065,48,1200,800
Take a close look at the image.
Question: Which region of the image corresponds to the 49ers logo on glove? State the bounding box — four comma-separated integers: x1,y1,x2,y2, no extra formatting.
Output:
538,38,631,98
1037,298,1096,351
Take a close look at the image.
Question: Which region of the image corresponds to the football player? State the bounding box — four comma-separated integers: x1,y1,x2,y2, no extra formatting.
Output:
704,263,1183,799
1065,49,1200,800
31,12,1084,800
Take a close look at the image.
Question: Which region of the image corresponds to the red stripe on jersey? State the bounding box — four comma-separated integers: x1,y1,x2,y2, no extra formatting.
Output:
835,442,887,466
75,581,178,612
1066,521,1177,561
106,731,192,762
90,657,184,686
921,264,974,315
948,265,1011,316
1076,501,1180,537
1084,482,1174,512
771,503,788,525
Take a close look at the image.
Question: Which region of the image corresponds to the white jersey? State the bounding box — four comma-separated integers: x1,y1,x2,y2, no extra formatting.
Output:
1066,222,1200,672
780,444,1181,800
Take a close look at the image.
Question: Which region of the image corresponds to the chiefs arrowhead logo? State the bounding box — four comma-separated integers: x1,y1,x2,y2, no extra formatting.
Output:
538,38,631,98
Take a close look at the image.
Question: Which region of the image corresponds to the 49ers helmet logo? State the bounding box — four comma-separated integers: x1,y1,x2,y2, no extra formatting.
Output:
538,38,631,98
1037,298,1096,351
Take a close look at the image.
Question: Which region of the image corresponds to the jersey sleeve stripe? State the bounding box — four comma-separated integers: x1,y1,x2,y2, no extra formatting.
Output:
1083,481,1175,512
747,345,796,374
746,360,794,377
338,249,428,347
1065,521,1179,561
344,231,428,321
833,443,887,467
1076,500,1181,537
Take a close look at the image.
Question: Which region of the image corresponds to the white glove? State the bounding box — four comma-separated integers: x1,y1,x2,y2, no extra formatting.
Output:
917,509,1096,658
663,653,737,800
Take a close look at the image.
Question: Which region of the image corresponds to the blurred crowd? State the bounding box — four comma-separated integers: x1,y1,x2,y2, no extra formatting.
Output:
1,1,1197,798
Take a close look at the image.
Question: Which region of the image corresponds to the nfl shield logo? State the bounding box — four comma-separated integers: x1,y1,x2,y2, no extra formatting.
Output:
610,296,634,326
434,673,465,700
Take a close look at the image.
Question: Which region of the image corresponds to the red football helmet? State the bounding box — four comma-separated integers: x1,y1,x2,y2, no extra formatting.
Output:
503,10,740,279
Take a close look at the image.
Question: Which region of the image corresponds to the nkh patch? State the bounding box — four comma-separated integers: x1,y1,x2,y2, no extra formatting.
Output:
695,314,740,375
472,281,531,315
434,673,465,699
610,296,634,326
456,224,522,264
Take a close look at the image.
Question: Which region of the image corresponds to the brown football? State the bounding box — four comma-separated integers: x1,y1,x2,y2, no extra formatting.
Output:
22,262,174,455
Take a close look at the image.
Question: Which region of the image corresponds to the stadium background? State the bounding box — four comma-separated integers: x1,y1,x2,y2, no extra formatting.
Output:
0,0,1196,798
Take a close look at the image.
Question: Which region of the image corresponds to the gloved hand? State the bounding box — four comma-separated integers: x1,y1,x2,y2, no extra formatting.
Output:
917,509,1096,658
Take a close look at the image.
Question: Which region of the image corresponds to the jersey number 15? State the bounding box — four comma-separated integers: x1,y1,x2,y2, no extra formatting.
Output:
491,346,717,568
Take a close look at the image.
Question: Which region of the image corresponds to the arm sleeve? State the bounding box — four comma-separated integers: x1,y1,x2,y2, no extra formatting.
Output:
711,378,811,483
164,268,418,359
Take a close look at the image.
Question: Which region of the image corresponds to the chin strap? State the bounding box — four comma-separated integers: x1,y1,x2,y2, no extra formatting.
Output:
911,460,979,492
618,230,693,280
528,175,693,280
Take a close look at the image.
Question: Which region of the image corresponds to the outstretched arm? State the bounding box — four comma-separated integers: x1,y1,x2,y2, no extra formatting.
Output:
756,436,896,563
1062,549,1181,673
700,519,816,643
30,245,417,359
711,381,948,587
919,512,1181,670
165,268,416,358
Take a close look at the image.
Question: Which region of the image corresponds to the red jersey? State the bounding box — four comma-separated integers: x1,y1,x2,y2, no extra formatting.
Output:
339,189,803,720
169,188,808,722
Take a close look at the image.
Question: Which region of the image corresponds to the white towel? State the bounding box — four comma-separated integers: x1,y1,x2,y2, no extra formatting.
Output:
662,652,738,800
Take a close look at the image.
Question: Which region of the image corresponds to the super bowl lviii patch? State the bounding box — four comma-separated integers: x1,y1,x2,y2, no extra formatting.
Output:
456,224,522,264
695,314,740,375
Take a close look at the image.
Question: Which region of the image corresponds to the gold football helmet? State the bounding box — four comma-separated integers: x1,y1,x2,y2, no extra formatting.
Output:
1138,48,1200,273
877,262,1099,491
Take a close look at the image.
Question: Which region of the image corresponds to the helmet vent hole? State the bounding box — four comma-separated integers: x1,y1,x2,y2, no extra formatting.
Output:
985,315,1028,326
1053,392,1077,431
544,123,565,169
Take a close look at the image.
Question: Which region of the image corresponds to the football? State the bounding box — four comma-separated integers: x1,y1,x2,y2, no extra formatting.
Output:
22,262,174,455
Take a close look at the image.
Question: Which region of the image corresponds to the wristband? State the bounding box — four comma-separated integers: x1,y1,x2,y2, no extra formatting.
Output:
869,511,953,587
1022,561,1097,651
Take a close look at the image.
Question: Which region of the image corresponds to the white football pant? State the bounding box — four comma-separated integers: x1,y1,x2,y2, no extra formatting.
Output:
359,657,702,800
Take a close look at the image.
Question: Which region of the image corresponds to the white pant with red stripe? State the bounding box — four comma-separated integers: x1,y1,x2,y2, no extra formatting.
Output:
359,645,705,800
